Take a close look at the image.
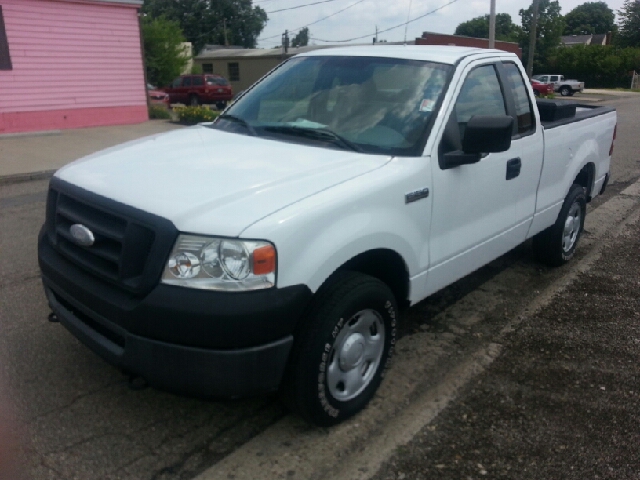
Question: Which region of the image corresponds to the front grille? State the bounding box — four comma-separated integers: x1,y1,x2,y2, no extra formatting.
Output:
45,178,176,295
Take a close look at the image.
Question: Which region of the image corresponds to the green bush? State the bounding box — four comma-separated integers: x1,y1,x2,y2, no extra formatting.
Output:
545,45,640,88
173,106,219,124
148,105,171,119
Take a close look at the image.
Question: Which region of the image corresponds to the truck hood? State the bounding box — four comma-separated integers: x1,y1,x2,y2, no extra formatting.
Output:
56,126,391,236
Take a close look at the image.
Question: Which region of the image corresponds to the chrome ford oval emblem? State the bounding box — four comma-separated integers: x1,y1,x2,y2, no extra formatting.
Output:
69,224,95,246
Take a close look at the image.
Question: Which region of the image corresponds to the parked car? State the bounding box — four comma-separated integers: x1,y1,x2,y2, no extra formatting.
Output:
530,79,554,97
164,74,233,109
147,84,169,105
532,74,584,96
39,46,616,427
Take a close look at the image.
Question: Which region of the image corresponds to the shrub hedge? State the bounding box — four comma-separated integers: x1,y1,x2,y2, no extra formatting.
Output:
545,45,640,89
173,106,219,124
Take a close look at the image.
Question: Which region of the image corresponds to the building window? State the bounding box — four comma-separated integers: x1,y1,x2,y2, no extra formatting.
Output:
0,7,12,71
202,64,213,74
228,62,240,82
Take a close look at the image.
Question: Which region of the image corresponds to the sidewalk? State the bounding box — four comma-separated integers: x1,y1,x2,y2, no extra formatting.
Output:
0,121,183,184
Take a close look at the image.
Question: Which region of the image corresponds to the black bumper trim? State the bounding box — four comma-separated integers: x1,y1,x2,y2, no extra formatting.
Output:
46,285,293,398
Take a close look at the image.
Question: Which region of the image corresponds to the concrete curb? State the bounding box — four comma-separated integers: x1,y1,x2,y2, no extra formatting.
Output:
0,130,61,139
0,170,55,187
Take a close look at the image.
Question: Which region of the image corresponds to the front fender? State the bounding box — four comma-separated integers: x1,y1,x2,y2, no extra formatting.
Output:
241,158,432,295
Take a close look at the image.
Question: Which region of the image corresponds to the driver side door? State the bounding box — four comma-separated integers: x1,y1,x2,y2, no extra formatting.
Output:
424,62,521,296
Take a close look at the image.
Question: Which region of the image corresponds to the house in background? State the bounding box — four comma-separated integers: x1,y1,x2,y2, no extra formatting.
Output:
0,0,147,134
194,44,339,93
561,33,612,47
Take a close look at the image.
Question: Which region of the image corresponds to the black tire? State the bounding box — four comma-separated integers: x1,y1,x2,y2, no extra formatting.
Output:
189,94,200,106
215,101,227,110
281,271,397,427
560,86,571,97
533,184,586,267
533,90,540,97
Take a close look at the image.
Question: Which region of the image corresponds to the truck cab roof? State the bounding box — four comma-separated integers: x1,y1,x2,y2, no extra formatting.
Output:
300,45,517,65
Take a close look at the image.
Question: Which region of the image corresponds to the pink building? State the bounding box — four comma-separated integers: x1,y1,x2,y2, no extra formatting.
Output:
0,0,148,134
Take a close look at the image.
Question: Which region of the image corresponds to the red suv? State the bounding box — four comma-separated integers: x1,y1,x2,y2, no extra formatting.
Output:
165,74,233,109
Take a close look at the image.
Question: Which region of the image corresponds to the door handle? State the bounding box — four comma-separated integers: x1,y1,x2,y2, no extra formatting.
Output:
506,157,522,180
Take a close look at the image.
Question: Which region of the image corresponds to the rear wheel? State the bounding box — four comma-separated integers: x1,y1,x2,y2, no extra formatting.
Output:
560,86,571,96
281,272,397,427
216,101,227,110
533,184,586,267
189,94,200,106
533,90,540,97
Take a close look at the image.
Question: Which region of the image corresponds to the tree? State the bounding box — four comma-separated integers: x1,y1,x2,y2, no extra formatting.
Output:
291,27,310,47
142,16,189,87
454,13,522,43
520,0,565,72
143,0,268,53
616,0,640,47
563,2,615,35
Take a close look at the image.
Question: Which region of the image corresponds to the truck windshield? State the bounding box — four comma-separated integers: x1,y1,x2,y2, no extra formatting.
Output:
212,56,452,156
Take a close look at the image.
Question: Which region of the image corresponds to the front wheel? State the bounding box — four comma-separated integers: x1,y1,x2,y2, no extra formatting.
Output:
281,272,397,427
533,183,586,267
189,94,200,106
560,86,571,96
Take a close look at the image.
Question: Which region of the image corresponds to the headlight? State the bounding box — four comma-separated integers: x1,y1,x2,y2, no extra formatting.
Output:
162,235,276,291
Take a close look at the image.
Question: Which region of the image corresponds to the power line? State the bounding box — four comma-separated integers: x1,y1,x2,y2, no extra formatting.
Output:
310,0,463,43
267,0,341,14
260,0,367,41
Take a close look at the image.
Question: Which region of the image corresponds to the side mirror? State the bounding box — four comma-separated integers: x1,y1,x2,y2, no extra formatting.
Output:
442,115,513,169
462,115,513,154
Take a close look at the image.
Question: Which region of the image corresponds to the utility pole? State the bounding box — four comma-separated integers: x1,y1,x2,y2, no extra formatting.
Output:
282,30,289,54
488,0,496,48
223,18,229,46
374,25,378,44
526,0,539,78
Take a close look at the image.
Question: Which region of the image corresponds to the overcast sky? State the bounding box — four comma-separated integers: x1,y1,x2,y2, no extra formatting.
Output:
256,0,626,48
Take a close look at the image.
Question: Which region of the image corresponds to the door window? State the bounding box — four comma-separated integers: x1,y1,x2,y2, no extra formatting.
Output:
172,77,182,88
502,63,534,135
192,76,204,86
182,76,192,87
455,64,506,139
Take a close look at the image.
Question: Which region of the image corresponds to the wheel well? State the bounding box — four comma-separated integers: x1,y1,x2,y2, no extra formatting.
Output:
574,163,595,201
336,249,410,309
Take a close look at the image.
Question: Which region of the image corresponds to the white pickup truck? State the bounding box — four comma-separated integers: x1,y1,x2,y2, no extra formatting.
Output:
532,74,585,96
39,46,616,427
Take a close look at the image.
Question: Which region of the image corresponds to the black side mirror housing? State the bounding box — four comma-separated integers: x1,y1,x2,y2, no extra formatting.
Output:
442,115,514,169
462,115,513,154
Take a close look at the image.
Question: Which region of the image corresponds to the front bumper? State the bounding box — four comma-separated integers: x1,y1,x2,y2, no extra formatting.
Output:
39,234,312,398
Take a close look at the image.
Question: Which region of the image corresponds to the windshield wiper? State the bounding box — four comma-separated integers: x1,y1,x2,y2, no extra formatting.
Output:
215,114,256,136
263,125,363,153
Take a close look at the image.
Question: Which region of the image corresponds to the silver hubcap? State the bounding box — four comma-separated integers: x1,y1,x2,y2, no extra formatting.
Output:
562,202,582,253
327,309,385,402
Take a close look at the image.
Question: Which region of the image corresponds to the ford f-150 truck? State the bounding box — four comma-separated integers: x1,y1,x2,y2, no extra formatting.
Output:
38,46,616,427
